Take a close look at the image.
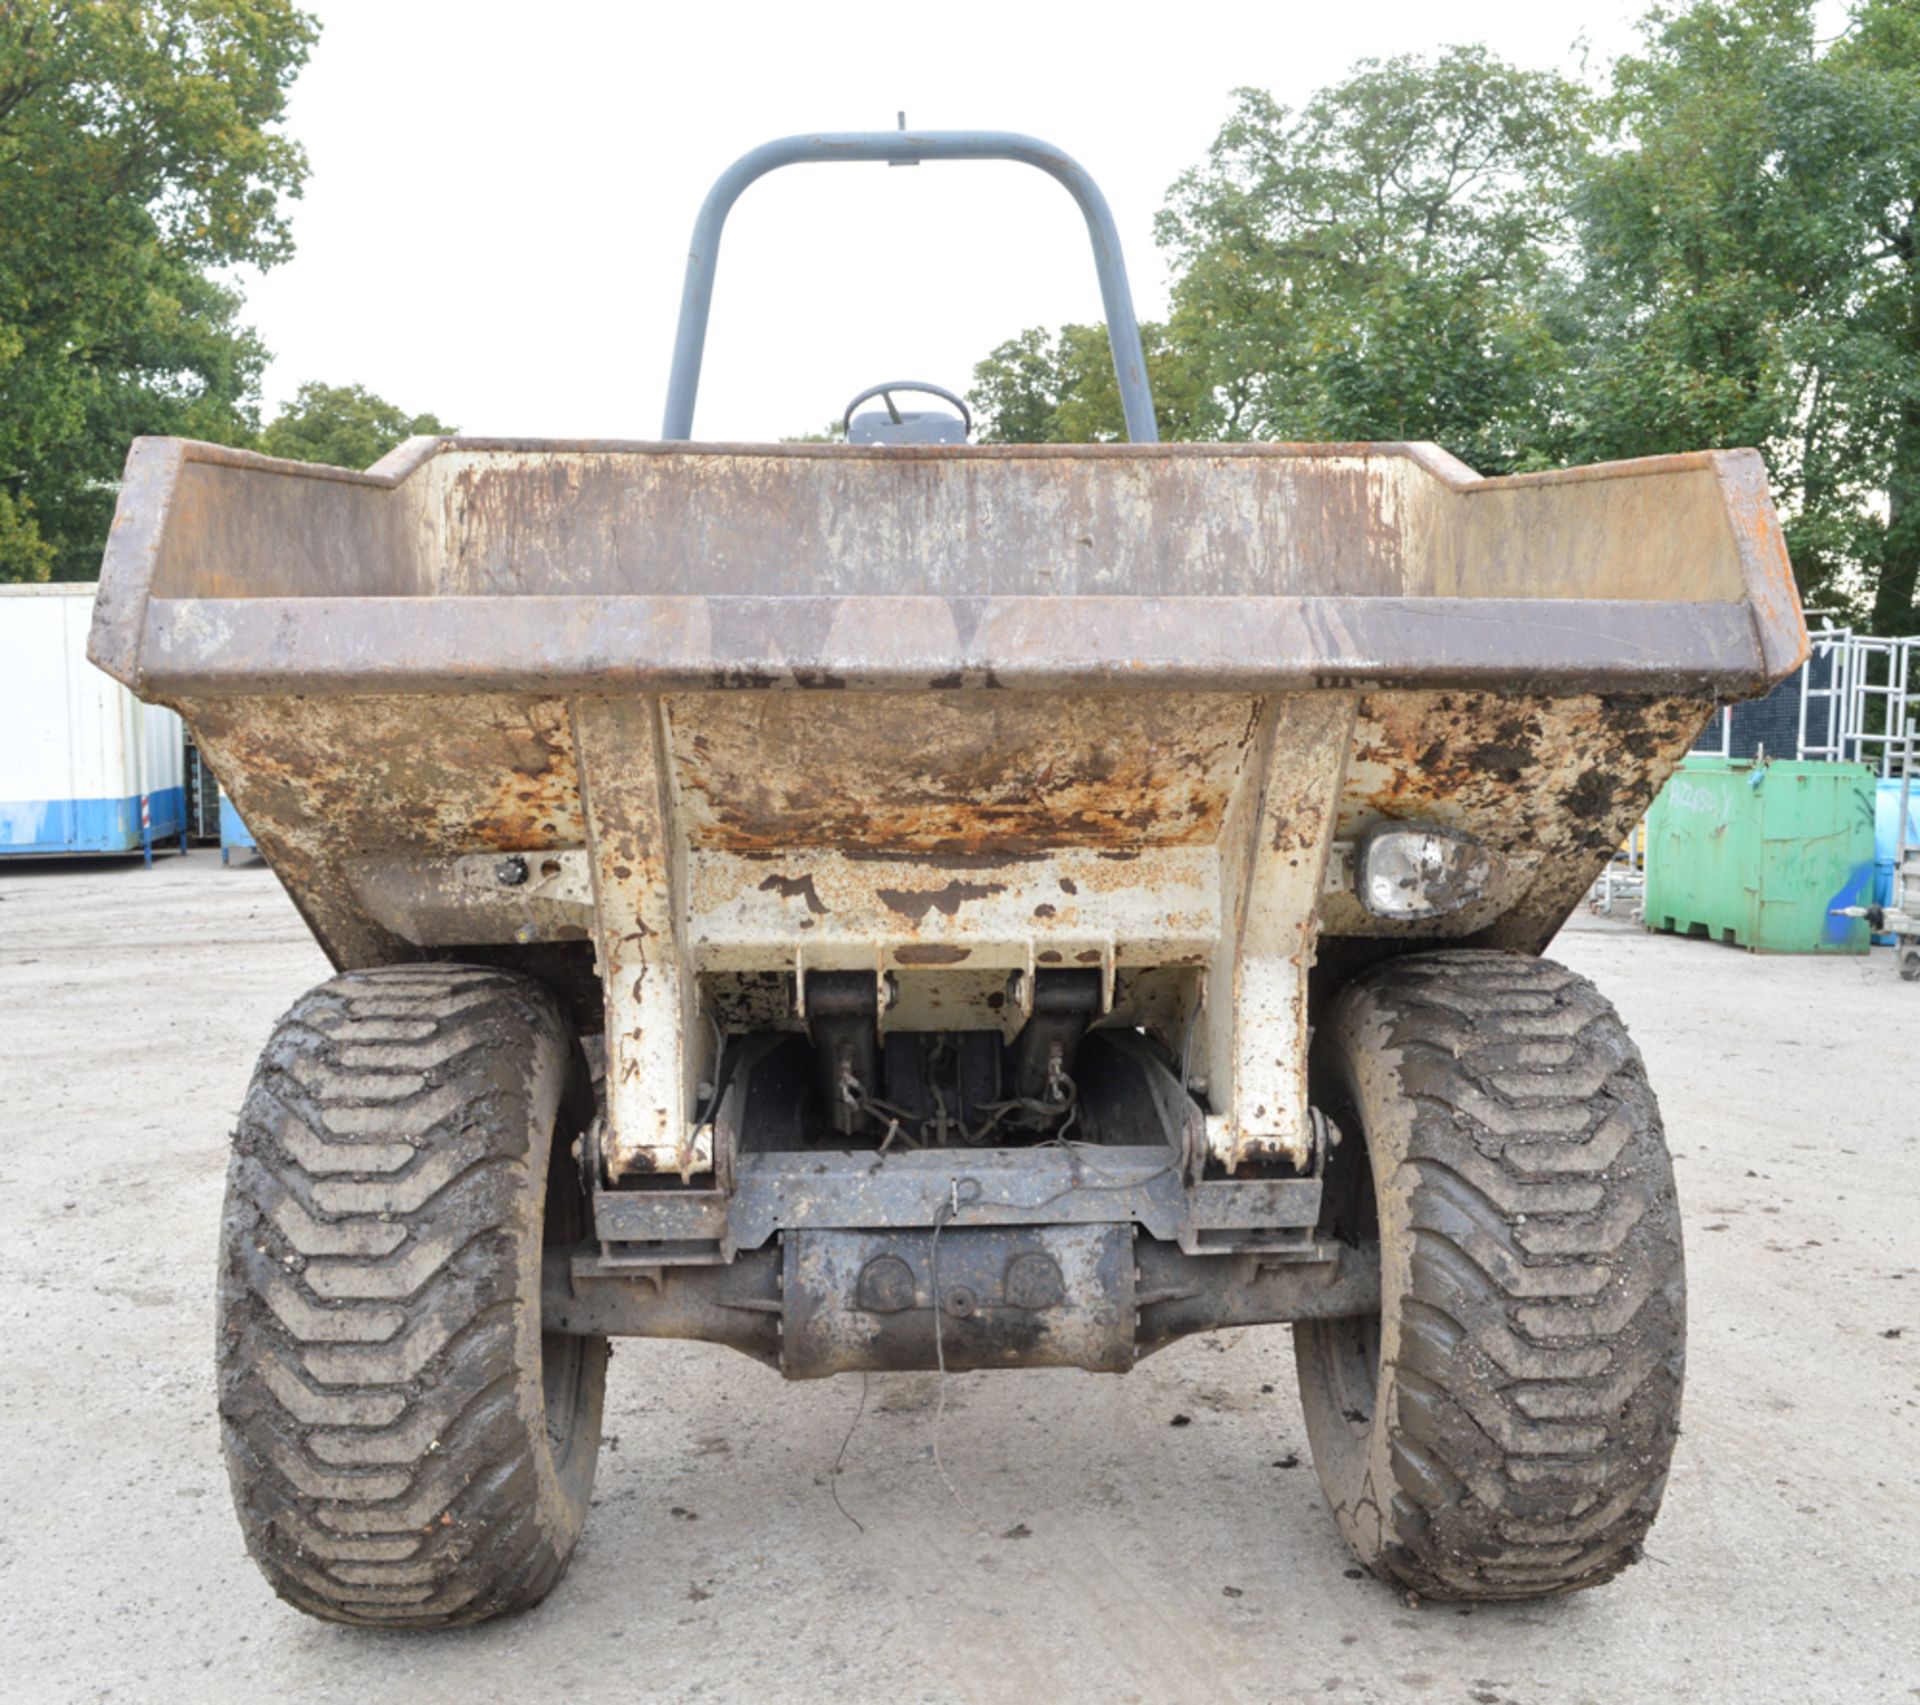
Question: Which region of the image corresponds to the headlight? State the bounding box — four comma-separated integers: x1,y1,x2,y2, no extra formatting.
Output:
1355,824,1497,921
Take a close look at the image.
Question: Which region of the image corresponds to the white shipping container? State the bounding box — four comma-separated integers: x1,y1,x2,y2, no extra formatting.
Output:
0,583,187,857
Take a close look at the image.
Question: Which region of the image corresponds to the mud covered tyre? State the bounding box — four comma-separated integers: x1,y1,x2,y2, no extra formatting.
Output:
217,964,607,1627
1295,951,1684,1601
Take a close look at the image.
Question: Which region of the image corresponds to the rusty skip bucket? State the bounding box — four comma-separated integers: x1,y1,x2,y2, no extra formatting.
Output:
87,128,1806,1204
91,423,1804,1179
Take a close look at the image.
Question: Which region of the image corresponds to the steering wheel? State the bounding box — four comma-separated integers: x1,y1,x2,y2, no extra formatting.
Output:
841,382,973,442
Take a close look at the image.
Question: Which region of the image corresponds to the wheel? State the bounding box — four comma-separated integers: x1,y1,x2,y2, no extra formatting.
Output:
217,964,607,1626
1295,951,1684,1601
1899,946,1920,982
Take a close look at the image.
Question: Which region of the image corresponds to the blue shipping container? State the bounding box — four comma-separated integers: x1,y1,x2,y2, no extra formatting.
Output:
1872,777,1920,941
219,790,259,864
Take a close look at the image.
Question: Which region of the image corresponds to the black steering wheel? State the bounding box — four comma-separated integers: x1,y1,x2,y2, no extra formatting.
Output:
841,381,973,439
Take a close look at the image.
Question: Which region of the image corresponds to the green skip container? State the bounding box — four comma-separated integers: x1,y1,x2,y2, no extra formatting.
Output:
1644,757,1876,954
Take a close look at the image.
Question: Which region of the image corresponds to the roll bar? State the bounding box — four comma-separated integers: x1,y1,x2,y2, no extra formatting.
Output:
661,129,1158,443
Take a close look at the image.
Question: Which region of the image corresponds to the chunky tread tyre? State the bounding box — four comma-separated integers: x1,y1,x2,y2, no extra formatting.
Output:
1295,951,1684,1602
218,965,606,1627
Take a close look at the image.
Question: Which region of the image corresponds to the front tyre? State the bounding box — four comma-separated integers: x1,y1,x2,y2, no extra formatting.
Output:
218,965,607,1627
1295,952,1684,1601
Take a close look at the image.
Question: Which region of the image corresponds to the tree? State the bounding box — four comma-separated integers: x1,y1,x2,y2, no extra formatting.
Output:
970,49,1590,470
1790,0,1920,631
259,381,454,469
0,487,52,580
970,321,1209,444
1573,0,1920,628
0,0,316,581
1569,4,1837,601
1158,55,1590,469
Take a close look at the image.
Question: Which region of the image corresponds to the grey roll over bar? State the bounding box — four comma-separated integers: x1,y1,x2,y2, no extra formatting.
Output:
661,129,1159,444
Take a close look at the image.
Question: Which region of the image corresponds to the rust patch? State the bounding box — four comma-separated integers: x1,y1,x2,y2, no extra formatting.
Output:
1346,692,1699,825
186,693,584,860
666,691,1262,857
894,944,971,965
174,691,591,966
876,880,1006,922
1565,769,1618,821
758,872,829,915
1272,798,1327,855
841,845,1045,868
471,702,583,847
1334,688,1717,951
1466,713,1544,783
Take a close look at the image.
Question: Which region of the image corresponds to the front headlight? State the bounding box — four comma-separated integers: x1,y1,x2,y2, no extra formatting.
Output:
1355,824,1497,921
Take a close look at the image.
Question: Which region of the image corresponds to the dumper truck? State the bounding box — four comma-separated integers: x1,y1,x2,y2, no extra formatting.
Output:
90,130,1808,1627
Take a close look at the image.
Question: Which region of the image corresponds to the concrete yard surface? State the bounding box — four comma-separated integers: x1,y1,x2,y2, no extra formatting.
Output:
0,851,1914,1704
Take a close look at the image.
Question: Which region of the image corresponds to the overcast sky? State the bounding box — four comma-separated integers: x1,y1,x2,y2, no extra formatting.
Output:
240,1,1665,448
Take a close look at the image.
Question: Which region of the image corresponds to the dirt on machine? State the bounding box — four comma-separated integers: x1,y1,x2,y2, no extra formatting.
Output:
91,128,1806,1627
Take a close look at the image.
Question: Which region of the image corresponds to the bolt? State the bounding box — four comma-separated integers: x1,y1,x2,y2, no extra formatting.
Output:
496,856,529,887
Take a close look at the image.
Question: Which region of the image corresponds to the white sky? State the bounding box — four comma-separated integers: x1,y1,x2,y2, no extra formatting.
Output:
241,0,1662,448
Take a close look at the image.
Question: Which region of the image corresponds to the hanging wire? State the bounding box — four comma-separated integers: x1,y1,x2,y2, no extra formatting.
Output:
926,1177,982,1522
828,1372,869,1534
841,1066,1081,1151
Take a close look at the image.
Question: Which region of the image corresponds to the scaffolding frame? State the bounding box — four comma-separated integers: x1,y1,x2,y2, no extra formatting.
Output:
1798,618,1919,776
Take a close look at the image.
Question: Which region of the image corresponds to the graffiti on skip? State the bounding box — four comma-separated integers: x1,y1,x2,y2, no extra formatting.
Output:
1667,777,1728,823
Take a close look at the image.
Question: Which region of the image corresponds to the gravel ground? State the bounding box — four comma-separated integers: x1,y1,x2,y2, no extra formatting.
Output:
0,849,1914,1704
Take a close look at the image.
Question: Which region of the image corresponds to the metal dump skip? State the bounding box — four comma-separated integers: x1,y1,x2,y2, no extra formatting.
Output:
89,435,1806,1178
1646,757,1874,953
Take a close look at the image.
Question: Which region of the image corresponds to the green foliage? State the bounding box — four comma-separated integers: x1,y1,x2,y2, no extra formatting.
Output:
975,51,1591,471
971,322,1208,444
968,8,1920,631
1787,0,1920,629
1570,4,1834,578
0,0,317,580
0,486,53,580
259,381,454,470
1569,0,1920,625
1159,55,1591,468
